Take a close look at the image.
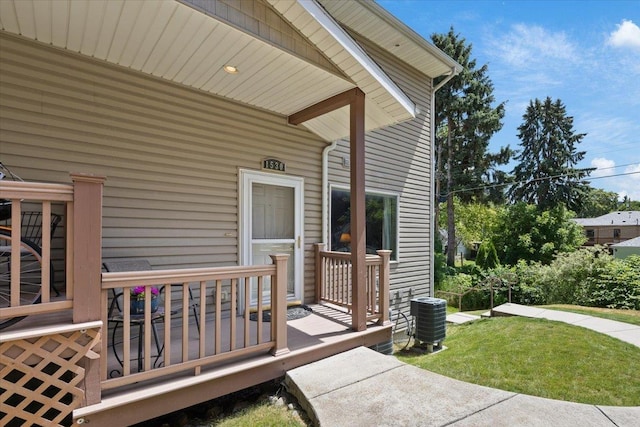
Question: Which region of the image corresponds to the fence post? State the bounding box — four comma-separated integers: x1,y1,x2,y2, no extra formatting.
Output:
70,173,105,406
270,254,290,356
376,250,391,325
314,243,325,304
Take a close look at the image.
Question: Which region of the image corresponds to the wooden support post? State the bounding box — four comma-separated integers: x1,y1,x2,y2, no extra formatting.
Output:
350,88,367,332
70,173,105,406
314,243,326,304
287,87,367,331
376,250,391,326
270,254,290,356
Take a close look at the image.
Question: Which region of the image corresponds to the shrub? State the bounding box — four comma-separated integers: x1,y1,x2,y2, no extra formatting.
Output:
476,241,499,270
435,248,638,311
576,255,640,310
545,246,612,304
438,274,484,310
508,260,552,305
434,234,447,290
440,273,474,294
498,247,612,306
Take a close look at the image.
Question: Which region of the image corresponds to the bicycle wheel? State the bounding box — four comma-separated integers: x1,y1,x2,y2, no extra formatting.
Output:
391,309,412,351
0,230,43,330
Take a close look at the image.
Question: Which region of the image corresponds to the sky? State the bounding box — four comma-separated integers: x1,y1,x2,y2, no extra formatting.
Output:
378,0,640,202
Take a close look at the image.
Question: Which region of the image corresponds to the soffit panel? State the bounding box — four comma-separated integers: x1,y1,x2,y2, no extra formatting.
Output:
317,0,461,78
0,0,358,140
1,0,428,141
268,0,415,128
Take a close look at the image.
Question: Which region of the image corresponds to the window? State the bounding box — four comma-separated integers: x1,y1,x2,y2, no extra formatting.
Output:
330,188,398,261
614,228,621,238
586,229,595,239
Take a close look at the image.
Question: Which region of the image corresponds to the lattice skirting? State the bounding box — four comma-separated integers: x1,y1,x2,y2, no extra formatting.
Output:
1,327,101,427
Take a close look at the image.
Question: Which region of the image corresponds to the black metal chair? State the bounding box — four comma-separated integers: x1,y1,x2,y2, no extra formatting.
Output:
102,260,200,332
103,260,201,376
106,289,165,374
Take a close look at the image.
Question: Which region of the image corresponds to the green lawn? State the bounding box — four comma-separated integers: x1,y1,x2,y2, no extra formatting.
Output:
397,317,640,406
215,402,305,427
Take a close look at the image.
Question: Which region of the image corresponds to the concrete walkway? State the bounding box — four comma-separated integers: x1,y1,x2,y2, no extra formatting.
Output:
491,303,640,348
445,311,481,324
285,306,640,426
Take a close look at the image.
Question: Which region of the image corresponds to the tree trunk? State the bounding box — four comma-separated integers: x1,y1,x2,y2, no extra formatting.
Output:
434,128,443,241
447,194,456,267
446,122,456,267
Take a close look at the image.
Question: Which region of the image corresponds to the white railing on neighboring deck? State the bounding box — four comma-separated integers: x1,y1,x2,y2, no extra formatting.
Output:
100,255,289,390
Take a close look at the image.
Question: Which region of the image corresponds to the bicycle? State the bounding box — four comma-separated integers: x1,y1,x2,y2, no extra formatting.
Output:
0,163,48,330
389,307,413,351
0,230,44,330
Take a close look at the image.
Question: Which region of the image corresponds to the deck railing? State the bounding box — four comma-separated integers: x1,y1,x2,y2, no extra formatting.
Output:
100,256,289,390
314,243,390,325
0,174,106,423
0,175,102,320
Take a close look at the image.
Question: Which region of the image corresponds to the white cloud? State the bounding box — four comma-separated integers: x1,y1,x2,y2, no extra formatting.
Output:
488,24,578,68
607,20,640,50
591,157,616,177
593,163,640,201
625,163,640,180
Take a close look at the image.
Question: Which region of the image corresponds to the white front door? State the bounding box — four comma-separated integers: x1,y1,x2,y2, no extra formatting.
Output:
240,170,304,305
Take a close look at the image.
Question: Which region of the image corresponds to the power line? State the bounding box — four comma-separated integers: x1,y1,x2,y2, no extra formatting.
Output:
587,162,639,171
444,170,640,197
588,171,640,181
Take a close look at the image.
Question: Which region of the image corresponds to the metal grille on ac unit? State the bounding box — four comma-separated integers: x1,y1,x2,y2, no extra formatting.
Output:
410,297,446,348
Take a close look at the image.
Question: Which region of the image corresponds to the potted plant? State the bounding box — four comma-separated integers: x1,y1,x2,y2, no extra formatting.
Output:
130,286,160,314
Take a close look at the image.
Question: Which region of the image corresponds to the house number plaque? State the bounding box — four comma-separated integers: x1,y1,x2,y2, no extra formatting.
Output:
262,158,286,173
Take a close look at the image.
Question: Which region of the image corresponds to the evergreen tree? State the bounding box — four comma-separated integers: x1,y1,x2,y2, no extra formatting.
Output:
432,27,509,266
476,241,499,269
508,97,592,211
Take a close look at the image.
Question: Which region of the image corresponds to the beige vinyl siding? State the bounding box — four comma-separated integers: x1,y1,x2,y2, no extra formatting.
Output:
328,34,434,312
0,33,325,303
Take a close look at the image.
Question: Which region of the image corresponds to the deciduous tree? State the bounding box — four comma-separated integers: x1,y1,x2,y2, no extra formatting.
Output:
491,203,586,265
576,187,619,218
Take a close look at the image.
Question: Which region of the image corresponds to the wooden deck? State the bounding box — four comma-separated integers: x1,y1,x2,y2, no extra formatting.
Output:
2,175,392,427
78,303,391,426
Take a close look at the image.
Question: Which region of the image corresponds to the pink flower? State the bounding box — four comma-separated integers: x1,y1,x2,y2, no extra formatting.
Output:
130,286,159,299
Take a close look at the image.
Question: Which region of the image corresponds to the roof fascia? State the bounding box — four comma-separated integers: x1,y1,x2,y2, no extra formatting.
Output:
358,0,463,76
299,0,416,118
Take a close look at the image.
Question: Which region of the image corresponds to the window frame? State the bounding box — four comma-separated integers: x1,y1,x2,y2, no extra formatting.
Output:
329,184,400,262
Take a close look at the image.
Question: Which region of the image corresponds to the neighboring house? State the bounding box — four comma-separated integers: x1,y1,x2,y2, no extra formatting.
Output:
574,211,640,246
612,236,640,259
438,228,469,258
0,0,460,425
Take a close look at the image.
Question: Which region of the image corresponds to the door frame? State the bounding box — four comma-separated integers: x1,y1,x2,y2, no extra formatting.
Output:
239,169,304,303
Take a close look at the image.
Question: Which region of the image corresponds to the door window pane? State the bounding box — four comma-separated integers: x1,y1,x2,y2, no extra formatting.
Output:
252,183,294,239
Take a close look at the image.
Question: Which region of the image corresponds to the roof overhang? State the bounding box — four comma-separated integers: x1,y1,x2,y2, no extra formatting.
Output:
0,0,458,141
317,0,463,79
